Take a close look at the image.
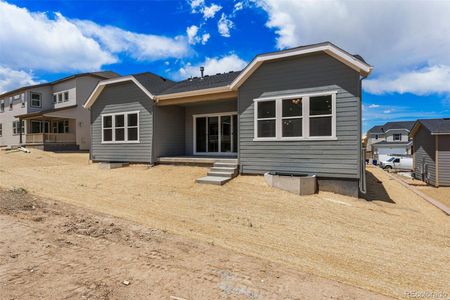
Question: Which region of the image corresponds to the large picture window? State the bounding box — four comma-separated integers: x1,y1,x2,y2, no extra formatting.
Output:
102,112,139,143
254,91,336,141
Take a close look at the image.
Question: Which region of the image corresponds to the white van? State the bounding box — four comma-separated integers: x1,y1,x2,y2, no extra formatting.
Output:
379,156,413,171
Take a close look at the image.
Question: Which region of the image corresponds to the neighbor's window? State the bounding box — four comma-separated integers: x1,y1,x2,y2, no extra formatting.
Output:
0,123,2,136
102,112,139,143
393,133,401,141
12,121,25,135
9,97,13,110
256,101,276,138
375,134,379,140
53,94,57,104
64,92,69,102
30,92,41,107
254,92,336,140
58,93,63,103
0,100,4,112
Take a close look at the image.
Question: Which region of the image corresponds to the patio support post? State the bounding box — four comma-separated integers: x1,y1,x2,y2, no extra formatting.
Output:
19,117,23,144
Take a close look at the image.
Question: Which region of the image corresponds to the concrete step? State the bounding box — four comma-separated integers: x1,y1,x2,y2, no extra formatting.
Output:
207,171,235,178
196,176,231,185
214,162,239,168
215,159,238,164
210,167,238,174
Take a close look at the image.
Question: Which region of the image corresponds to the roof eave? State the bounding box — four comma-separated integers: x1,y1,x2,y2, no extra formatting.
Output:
83,76,154,109
155,85,231,101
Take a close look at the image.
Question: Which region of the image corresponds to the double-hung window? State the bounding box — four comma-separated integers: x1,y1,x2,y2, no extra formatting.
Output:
393,133,401,141
9,97,13,110
0,100,4,112
58,93,63,103
102,112,139,143
254,91,336,141
30,92,41,108
0,124,2,136
12,121,25,135
64,92,69,102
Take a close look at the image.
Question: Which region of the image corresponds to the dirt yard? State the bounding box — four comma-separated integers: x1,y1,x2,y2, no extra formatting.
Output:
0,188,384,299
416,186,450,208
1,150,449,299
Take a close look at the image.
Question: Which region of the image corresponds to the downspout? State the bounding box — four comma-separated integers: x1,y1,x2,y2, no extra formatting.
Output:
359,75,368,195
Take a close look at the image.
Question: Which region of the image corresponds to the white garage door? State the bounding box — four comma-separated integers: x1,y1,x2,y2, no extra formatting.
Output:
377,147,407,162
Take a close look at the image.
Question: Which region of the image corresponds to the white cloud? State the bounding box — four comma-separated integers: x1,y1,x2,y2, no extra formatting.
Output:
189,0,221,20
186,25,200,44
0,1,115,72
176,54,247,79
364,65,450,96
0,1,190,73
218,13,233,37
368,104,380,108
74,20,189,62
201,33,211,44
0,66,40,94
255,0,450,96
202,3,222,19
234,2,244,12
186,25,210,45
189,0,205,12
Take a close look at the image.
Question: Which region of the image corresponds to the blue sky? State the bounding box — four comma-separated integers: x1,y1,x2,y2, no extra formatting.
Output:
1,0,449,133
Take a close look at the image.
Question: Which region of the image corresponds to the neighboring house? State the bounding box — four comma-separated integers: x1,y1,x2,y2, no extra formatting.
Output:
84,42,372,196
366,121,415,162
0,72,119,151
410,118,450,187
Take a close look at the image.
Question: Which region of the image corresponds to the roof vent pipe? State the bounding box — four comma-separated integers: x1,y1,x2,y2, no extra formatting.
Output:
200,66,205,79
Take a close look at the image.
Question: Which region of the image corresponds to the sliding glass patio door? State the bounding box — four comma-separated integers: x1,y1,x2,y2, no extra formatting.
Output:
194,113,237,155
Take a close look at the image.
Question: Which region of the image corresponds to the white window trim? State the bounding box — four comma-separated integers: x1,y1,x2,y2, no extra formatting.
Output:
30,92,42,108
193,111,238,156
253,91,337,141
101,111,140,144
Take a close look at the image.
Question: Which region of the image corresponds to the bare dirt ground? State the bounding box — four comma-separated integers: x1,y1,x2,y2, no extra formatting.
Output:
0,188,387,299
1,150,449,299
416,186,450,208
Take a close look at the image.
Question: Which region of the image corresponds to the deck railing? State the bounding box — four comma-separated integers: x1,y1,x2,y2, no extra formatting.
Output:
25,133,76,144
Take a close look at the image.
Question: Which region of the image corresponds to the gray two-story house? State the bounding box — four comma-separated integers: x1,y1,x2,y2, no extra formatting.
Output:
366,121,415,162
0,72,118,151
84,42,372,196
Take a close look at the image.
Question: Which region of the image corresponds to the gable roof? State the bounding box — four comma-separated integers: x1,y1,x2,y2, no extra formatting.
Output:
411,118,450,136
0,71,120,99
84,72,175,109
84,42,373,107
367,121,415,134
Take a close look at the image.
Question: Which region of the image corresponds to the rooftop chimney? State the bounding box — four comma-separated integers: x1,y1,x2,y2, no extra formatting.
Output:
200,66,205,79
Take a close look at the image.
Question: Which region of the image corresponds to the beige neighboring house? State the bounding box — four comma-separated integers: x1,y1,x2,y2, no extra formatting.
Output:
0,72,119,151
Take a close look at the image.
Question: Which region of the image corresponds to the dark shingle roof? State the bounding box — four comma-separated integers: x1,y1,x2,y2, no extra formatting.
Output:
133,72,176,95
416,118,450,134
367,121,415,134
159,71,241,95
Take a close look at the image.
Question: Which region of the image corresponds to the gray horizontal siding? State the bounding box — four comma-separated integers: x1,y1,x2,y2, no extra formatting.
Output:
154,105,185,158
438,136,450,186
90,81,153,163
238,52,361,179
413,127,436,185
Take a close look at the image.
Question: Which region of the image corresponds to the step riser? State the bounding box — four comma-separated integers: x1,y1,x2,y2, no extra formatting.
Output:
196,177,231,185
210,167,238,173
214,163,239,168
207,172,234,178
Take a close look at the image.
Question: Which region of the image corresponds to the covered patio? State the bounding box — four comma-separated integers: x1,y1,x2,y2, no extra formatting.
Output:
16,105,78,148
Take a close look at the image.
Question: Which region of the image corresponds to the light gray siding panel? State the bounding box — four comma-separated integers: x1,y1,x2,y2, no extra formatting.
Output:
438,136,450,186
413,127,436,185
154,105,186,158
90,82,153,163
184,100,237,155
238,53,361,178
